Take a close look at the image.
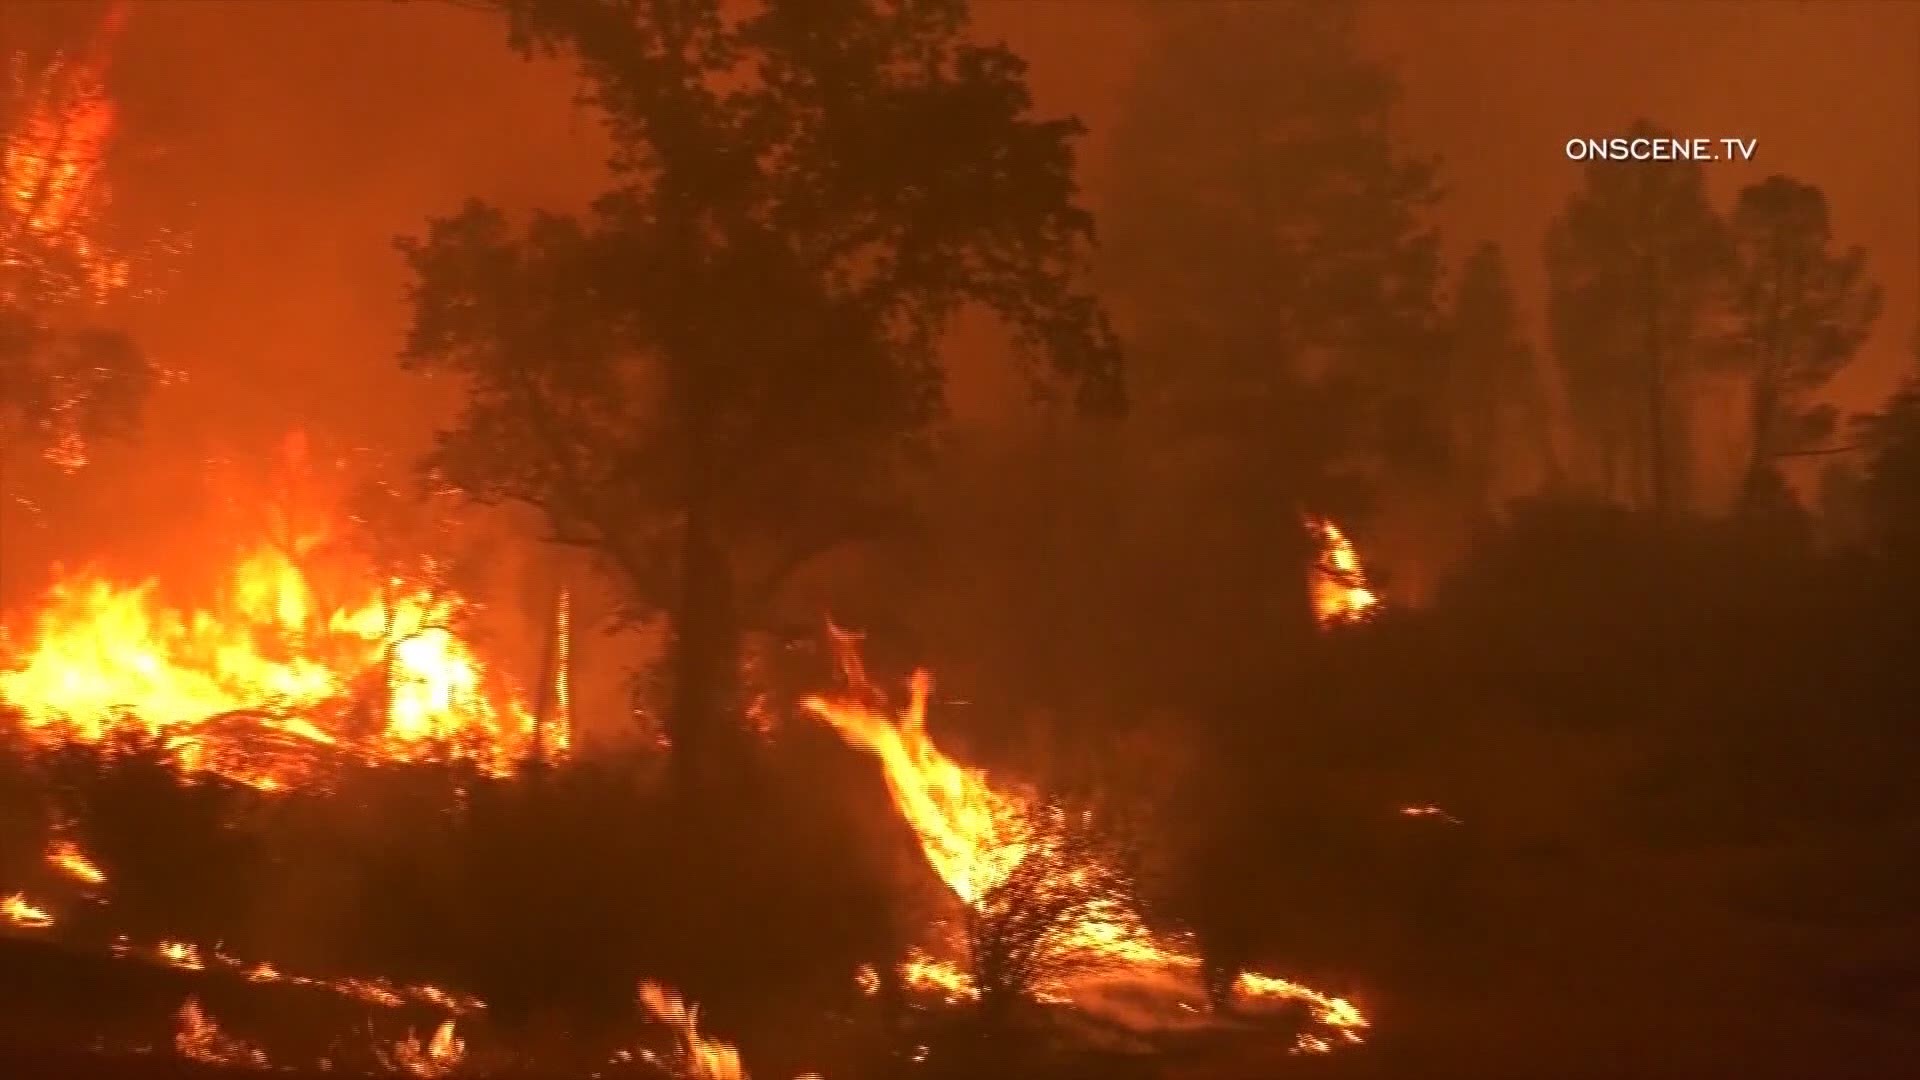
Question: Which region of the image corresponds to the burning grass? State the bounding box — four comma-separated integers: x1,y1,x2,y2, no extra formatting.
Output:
0,508,1386,1076
802,626,1369,1052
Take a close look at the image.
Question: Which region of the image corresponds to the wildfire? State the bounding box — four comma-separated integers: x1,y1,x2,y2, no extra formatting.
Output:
157,940,205,970
175,997,268,1070
380,1020,466,1079
0,0,131,301
2,892,53,929
0,532,560,789
800,627,1368,1050
640,981,746,1080
1308,516,1379,626
46,836,106,885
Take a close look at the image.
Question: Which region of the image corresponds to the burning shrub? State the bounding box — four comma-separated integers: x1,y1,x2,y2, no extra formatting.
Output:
944,801,1133,1022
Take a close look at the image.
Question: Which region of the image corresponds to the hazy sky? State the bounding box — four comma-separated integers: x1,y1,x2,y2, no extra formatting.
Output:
11,0,1917,570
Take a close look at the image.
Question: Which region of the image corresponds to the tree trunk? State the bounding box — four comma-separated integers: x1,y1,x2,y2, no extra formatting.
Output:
667,501,744,806
1646,317,1670,521
1740,380,1781,513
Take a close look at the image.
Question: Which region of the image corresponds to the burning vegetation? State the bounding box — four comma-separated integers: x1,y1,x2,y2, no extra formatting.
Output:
0,530,564,787
803,627,1367,1051
1,1,1914,1080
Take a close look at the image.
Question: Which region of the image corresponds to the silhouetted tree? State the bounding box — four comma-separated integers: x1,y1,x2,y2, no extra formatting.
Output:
1546,119,1727,516
400,0,1120,800
1717,175,1881,516
1858,334,1920,567
1105,0,1443,518
1097,0,1442,993
1440,242,1547,513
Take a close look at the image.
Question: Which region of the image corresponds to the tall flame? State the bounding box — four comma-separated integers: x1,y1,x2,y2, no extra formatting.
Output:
804,631,1025,907
801,627,1368,1049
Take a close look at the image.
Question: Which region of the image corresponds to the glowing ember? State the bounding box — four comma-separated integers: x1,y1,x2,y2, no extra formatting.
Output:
1401,804,1462,824
46,837,105,885
801,628,1369,1048
0,530,556,788
380,1020,466,1079
175,997,268,1070
157,940,204,970
1308,516,1379,626
2,892,53,929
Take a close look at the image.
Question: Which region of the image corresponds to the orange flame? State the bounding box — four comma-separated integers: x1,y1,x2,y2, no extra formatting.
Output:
2,892,53,929
1308,516,1379,626
380,1020,466,1079
0,533,556,788
640,981,746,1080
1,0,132,300
801,628,1368,1048
175,997,268,1070
46,837,106,885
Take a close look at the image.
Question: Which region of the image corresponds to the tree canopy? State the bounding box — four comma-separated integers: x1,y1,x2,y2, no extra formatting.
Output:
399,0,1120,790
1718,174,1881,514
1546,118,1727,516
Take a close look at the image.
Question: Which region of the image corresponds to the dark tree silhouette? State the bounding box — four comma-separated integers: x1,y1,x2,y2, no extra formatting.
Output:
1439,242,1548,513
1096,0,1442,995
1546,119,1727,517
399,0,1120,799
1104,0,1443,518
1717,175,1881,516
1858,334,1920,566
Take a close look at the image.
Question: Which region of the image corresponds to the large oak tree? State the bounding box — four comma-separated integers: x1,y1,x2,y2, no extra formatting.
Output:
399,0,1120,797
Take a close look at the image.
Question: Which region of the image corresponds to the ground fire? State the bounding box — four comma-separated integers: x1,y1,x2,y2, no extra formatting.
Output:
802,626,1368,1053
2,2,1899,1078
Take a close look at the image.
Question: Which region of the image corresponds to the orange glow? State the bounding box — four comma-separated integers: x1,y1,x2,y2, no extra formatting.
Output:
1308,516,1380,626
801,628,1369,1049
